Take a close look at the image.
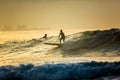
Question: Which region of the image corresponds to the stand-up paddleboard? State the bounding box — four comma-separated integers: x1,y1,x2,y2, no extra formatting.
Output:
44,43,61,45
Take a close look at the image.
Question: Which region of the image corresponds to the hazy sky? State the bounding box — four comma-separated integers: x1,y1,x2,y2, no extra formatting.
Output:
0,0,120,30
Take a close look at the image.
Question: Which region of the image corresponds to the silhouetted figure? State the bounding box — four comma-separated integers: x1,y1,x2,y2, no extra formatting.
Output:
43,34,47,38
58,30,65,44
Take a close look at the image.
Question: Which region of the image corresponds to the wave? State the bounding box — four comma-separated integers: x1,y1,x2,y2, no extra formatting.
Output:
0,28,120,56
63,28,120,50
0,61,120,80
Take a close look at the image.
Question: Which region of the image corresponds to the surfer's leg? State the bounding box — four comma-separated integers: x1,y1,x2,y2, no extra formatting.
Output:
63,37,65,43
63,37,65,42
59,38,62,44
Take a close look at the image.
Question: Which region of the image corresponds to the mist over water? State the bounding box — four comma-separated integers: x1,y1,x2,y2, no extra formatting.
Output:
0,29,83,66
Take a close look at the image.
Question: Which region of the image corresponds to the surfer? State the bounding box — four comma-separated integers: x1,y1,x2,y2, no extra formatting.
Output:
58,30,65,44
43,34,47,38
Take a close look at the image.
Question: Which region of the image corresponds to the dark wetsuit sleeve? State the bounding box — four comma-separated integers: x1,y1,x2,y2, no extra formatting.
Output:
59,33,61,38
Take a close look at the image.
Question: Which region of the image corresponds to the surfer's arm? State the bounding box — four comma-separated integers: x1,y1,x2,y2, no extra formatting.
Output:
58,33,61,38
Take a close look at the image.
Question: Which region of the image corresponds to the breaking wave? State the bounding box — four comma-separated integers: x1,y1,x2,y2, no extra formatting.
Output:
0,61,120,80
0,28,120,56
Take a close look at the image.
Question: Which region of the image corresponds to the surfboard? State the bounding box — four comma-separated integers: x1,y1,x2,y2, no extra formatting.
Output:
44,43,61,45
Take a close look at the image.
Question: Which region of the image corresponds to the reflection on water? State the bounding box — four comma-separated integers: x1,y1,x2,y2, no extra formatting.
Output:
0,29,82,66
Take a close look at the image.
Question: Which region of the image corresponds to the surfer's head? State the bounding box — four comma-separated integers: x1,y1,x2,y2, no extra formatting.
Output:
60,30,63,32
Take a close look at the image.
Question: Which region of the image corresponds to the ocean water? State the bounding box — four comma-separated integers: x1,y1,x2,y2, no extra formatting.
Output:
0,30,81,44
0,30,119,66
1,61,120,80
0,30,82,66
0,30,120,80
